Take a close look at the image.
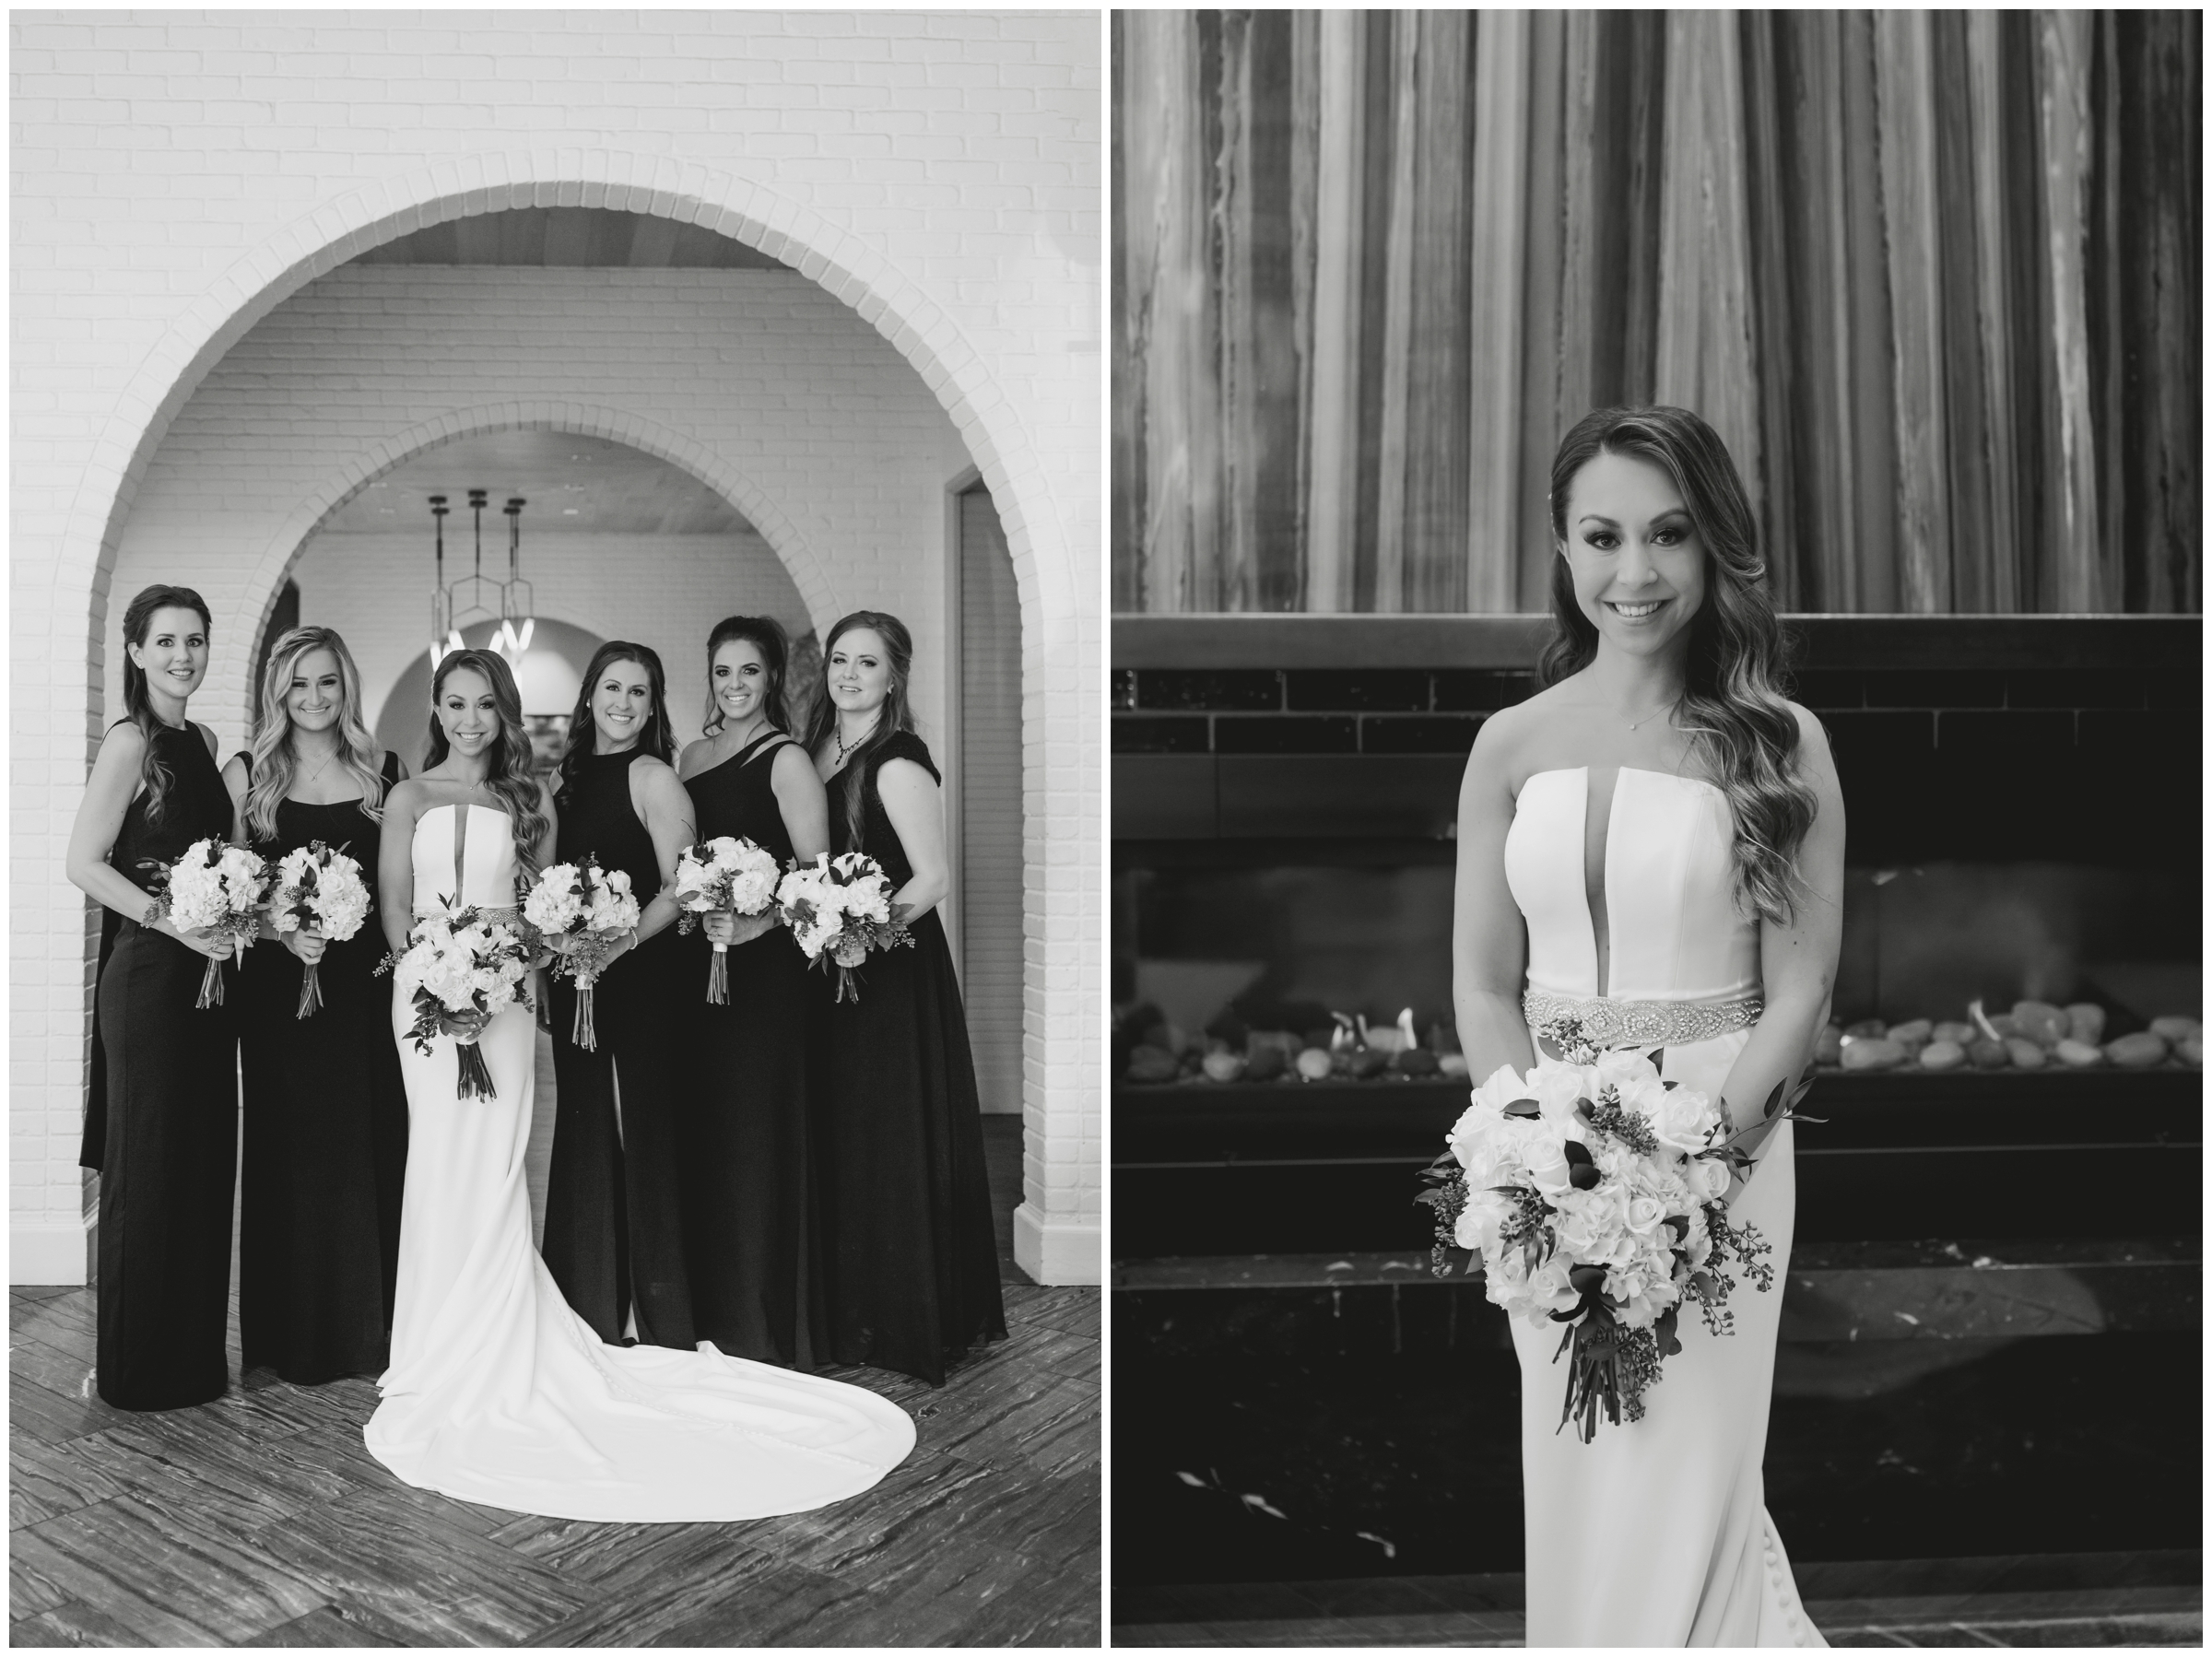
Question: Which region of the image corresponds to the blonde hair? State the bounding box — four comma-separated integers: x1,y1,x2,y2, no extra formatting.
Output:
242,627,386,842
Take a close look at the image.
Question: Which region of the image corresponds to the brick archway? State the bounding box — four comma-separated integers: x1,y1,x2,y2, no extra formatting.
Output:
41,154,1090,1285
239,400,843,725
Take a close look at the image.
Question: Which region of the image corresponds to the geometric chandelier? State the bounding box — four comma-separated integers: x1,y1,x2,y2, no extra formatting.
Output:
429,489,532,668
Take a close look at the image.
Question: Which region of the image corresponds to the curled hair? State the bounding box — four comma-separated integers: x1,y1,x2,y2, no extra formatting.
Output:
119,584,213,825
800,610,917,853
560,642,674,804
1541,405,1818,926
424,650,549,880
243,627,386,842
700,615,792,737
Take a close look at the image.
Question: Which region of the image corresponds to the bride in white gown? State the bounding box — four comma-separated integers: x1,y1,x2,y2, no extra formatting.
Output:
1453,408,1845,1646
368,649,912,1522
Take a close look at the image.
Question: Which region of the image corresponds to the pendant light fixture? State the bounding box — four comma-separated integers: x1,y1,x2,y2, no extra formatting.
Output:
494,496,534,664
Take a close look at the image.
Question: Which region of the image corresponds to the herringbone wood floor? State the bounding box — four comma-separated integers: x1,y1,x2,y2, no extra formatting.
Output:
10,1118,1100,1647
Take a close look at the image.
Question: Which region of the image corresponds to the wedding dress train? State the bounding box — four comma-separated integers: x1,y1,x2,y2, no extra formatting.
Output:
363,802,914,1521
1502,768,1825,1646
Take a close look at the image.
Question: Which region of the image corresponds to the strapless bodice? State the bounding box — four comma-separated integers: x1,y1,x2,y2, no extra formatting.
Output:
411,803,522,916
1502,767,1759,1005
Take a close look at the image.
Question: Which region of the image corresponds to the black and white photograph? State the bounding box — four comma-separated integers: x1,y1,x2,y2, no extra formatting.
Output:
11,10,1101,1646
1110,9,2198,1649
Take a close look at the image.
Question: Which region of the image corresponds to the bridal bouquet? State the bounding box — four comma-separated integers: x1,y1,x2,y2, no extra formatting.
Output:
266,841,371,1018
141,839,270,1007
671,836,782,1005
522,856,641,1052
775,852,913,1004
1417,1017,1816,1441
379,903,535,1099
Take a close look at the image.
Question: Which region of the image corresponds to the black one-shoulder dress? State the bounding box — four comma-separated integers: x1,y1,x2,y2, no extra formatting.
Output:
543,747,695,1347
675,730,827,1368
235,751,408,1383
817,731,1006,1384
82,720,241,1411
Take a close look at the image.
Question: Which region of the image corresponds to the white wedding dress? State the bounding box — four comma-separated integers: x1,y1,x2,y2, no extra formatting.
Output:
1502,768,1826,1647
363,802,914,1521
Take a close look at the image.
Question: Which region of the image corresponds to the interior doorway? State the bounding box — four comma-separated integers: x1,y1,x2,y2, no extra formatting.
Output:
949,479,1024,1117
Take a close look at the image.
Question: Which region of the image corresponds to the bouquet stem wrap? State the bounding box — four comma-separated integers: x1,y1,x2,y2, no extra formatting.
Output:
572,974,600,1050
449,1025,496,1099
706,942,729,1005
296,961,324,1020
195,947,230,1009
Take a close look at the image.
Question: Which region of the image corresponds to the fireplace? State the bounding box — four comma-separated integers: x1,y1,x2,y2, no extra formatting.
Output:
1112,616,2201,1258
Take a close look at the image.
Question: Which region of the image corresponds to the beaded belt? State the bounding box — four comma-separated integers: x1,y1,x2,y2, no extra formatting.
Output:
1522,988,1762,1050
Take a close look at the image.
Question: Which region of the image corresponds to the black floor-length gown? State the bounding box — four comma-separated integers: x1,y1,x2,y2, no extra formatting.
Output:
818,731,1006,1384
675,730,828,1368
81,720,241,1410
236,753,407,1383
542,747,695,1347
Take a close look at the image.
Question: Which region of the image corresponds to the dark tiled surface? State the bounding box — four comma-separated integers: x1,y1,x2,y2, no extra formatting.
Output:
1211,716,1359,755
9,1118,1099,1648
1283,670,1433,711
1135,669,1282,711
1430,670,1536,712
1788,668,1868,709
2003,669,2152,710
1936,710,2077,751
1864,669,2009,709
1359,716,1484,755
1111,1327,2199,1587
1112,715,1210,755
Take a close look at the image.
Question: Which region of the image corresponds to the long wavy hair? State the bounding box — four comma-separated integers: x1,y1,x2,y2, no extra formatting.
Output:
1540,405,1817,926
800,610,917,853
700,615,792,738
119,583,213,826
241,627,385,842
559,641,674,805
424,649,548,880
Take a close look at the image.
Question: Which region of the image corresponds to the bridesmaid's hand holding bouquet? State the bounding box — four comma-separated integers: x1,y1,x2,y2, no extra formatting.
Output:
775,852,915,1005
522,856,641,1052
672,836,782,1005
267,840,371,1018
378,901,535,1099
142,839,271,1007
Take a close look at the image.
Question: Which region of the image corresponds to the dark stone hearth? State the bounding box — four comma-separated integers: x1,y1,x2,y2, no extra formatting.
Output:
1211,716,1359,755
1135,670,1283,711
1359,716,1485,755
1284,670,1433,711
1112,716,1210,755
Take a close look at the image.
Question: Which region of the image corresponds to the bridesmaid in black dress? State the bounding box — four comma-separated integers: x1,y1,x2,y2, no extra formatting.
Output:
66,585,243,1410
222,627,408,1384
674,616,832,1367
541,642,700,1347
805,611,1006,1385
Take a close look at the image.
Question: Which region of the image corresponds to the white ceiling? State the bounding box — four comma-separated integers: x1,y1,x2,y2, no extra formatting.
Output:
350,206,795,272
318,431,755,538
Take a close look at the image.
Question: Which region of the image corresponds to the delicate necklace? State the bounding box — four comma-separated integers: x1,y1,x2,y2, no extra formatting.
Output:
1621,694,1681,733
296,744,339,788
835,716,877,760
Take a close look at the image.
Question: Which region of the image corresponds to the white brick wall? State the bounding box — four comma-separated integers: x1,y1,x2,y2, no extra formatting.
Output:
12,11,1102,1287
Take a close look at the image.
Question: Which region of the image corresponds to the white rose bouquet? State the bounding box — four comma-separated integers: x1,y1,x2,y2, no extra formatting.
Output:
1417,1014,1818,1441
671,836,782,1005
774,851,914,1004
266,840,372,1019
377,901,535,1099
141,839,271,1007
521,855,641,1052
